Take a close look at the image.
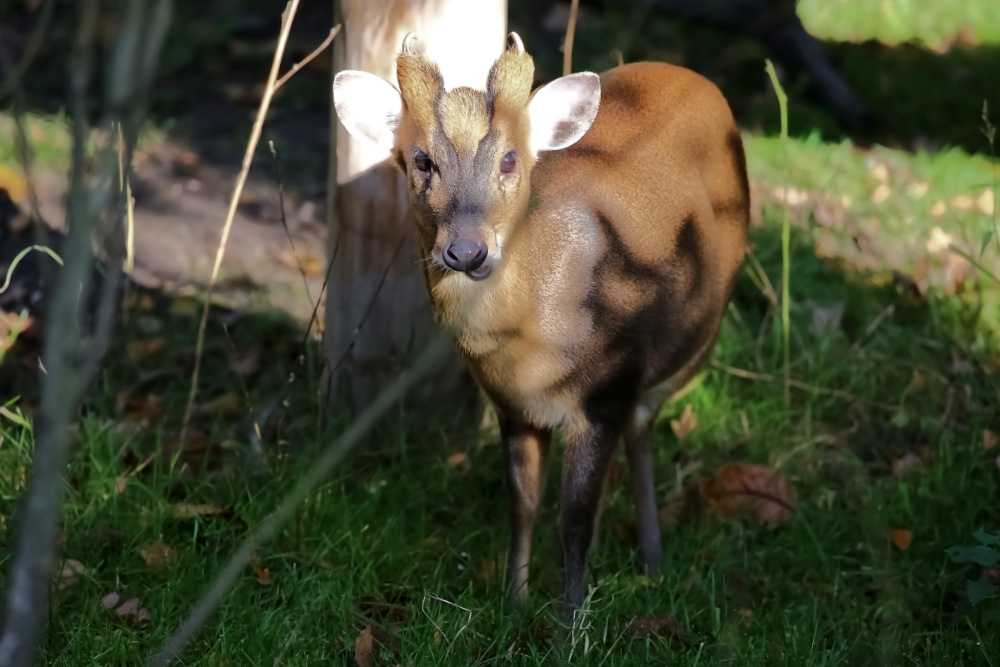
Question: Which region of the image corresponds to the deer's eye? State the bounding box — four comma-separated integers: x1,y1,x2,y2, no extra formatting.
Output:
414,150,433,173
500,151,517,174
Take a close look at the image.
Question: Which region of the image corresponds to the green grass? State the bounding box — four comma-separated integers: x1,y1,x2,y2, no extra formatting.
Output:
3,0,1000,664
798,0,1000,47
3,207,1000,665
4,157,998,667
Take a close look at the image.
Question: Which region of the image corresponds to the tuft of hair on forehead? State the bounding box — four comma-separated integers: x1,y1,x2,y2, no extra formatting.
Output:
486,41,535,118
396,50,444,134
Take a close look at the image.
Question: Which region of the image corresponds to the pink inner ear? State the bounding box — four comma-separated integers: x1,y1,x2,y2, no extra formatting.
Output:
528,72,601,152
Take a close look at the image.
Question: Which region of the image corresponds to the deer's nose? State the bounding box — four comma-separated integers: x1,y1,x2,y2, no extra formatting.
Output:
443,239,488,272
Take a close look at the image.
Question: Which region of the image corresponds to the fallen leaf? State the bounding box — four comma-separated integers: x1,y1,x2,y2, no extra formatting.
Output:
929,200,947,217
140,540,177,568
127,338,165,362
890,528,912,551
173,503,226,519
926,226,952,252
908,181,929,198
983,430,998,451
447,451,470,471
871,183,891,204
977,188,995,215
354,625,375,667
196,392,243,417
907,369,927,391
951,194,974,210
670,404,698,440
868,162,889,181
169,295,200,317
249,553,272,586
102,592,152,626
116,392,165,427
58,559,86,589
699,463,796,524
114,475,128,494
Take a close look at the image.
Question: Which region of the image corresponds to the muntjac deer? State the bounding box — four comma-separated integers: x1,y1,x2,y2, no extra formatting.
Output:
333,32,749,612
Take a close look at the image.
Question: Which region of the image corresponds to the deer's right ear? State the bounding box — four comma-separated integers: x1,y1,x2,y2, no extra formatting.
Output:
333,71,403,152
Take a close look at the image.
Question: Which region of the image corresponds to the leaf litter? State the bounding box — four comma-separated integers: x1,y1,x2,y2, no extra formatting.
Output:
699,463,797,524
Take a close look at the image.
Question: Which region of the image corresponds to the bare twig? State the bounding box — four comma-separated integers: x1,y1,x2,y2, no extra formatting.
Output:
0,4,101,661
149,335,451,667
563,0,581,76
273,24,341,92
331,232,408,374
0,0,170,661
182,0,307,437
267,140,314,302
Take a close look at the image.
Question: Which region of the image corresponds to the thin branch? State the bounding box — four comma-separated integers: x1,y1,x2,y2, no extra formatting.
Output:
563,0,581,76
0,2,100,663
331,232,408,374
182,0,305,437
149,335,451,667
273,24,341,92
267,140,314,302
0,2,172,663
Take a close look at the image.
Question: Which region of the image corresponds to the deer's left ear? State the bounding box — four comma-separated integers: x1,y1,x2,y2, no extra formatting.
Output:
333,70,403,152
527,72,601,152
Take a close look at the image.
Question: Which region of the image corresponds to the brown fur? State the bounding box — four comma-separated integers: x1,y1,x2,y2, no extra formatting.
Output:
389,45,748,612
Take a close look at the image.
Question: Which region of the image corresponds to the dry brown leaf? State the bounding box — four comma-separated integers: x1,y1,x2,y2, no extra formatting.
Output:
168,295,200,317
890,528,912,551
127,338,165,362
354,625,375,667
670,404,698,440
977,189,996,215
908,369,927,391
114,475,128,494
983,430,998,451
58,559,86,589
116,392,165,427
871,183,891,204
250,553,272,586
140,540,177,568
196,392,243,417
699,463,796,524
173,503,226,519
951,194,974,210
447,452,471,471
102,592,152,626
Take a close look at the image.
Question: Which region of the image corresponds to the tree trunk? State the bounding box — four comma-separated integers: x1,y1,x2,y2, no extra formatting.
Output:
326,0,507,412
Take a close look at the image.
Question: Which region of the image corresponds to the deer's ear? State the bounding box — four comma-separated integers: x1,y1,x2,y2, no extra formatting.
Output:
333,70,403,151
527,72,601,152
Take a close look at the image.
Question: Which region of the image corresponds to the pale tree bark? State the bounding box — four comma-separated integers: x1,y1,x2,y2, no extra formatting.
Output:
326,0,506,412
